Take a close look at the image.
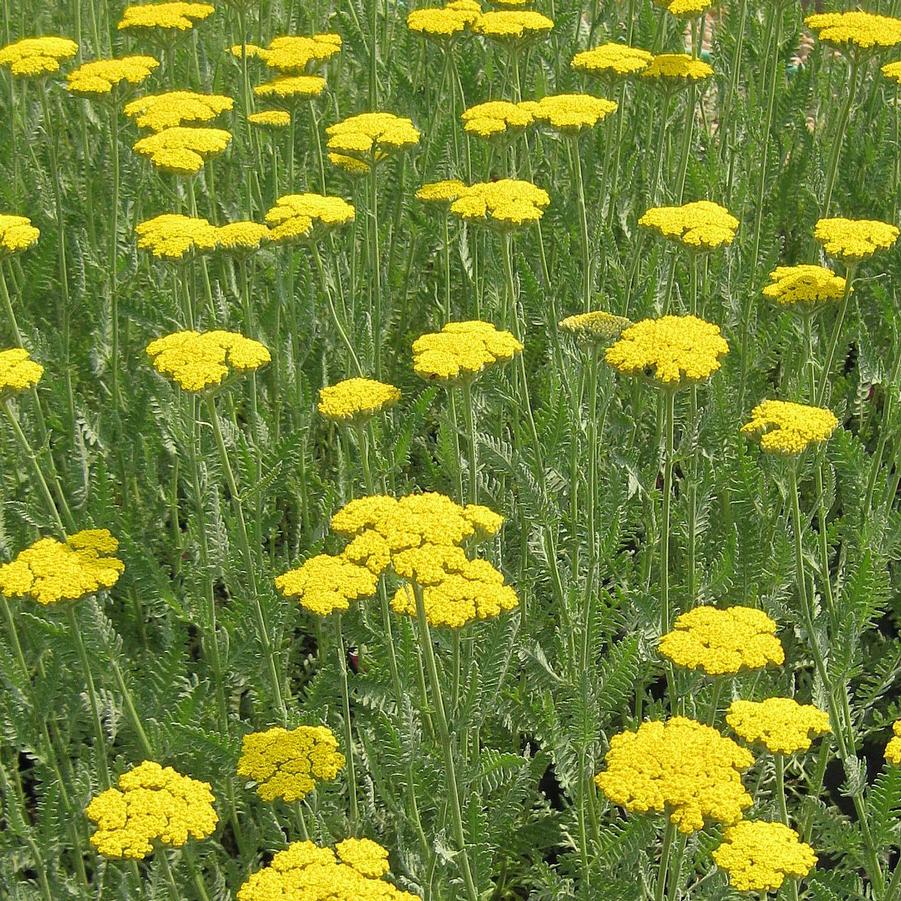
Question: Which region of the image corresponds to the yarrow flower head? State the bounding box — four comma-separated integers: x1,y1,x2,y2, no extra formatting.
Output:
214,221,271,253
118,3,215,33
248,109,291,128
416,179,468,205
639,200,738,250
642,53,713,83
805,11,901,52
605,314,729,388
124,91,234,132
714,821,817,893
264,193,355,243
656,0,712,18
0,530,124,606
596,717,754,834
413,320,523,383
450,178,550,229
882,59,901,84
814,216,899,262
407,2,482,41
326,112,421,165
530,93,618,133
461,99,535,138
133,126,232,175
473,10,554,43
763,264,847,309
727,697,831,755
559,311,632,343
741,400,838,455
146,330,271,391
0,37,78,77
885,721,901,765
318,378,401,424
0,348,43,396
658,605,785,675
572,42,654,78
136,213,219,260
259,33,342,72
254,74,326,104
275,554,378,616
237,726,344,802
66,56,159,96
86,761,217,859
0,214,40,255
237,838,417,901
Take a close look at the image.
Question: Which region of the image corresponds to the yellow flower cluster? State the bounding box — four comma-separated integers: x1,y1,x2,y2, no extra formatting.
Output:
559,311,632,342
605,315,729,388
66,56,159,96
413,320,523,383
639,200,739,250
254,74,326,102
118,3,215,33
713,821,817,893
86,761,218,859
449,178,550,228
264,193,356,243
237,838,417,901
530,93,618,132
814,216,900,262
416,179,468,204
0,348,44,395
318,378,401,424
275,553,379,616
136,213,218,259
473,10,554,42
741,400,838,455
0,36,78,77
805,11,901,51
407,1,482,41
237,725,345,802
658,0,711,18
763,265,847,308
248,110,291,128
0,530,124,606
259,33,342,72
133,126,232,175
146,330,271,391
886,721,901,765
642,53,714,82
595,717,754,834
0,214,40,255
658,605,785,675
462,99,535,138
883,60,901,84
326,113,421,167
124,91,234,131
726,698,831,755
572,43,654,78
215,221,271,252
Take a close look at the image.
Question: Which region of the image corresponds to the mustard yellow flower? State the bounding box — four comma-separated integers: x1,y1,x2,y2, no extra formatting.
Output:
473,10,554,42
657,0,711,17
572,42,654,78
416,179,468,204
727,697,831,755
118,3,215,33
559,311,633,343
882,59,901,83
886,721,901,765
318,378,401,424
254,74,327,103
136,213,219,260
328,153,372,175
146,330,271,391
275,553,378,616
741,400,838,455
714,821,817,893
596,717,754,834
814,216,899,262
214,221,271,252
264,193,356,243
133,126,231,175
86,761,217,859
66,56,159,96
449,179,550,228
0,348,43,395
530,92,618,133
605,315,729,387
763,264,847,309
124,91,234,132
642,53,713,82
639,200,738,250
0,530,124,605
237,725,344,802
259,33,342,72
326,112,420,164
407,3,481,40
0,36,78,78
248,109,291,128
0,214,40,255
413,320,523,383
461,99,535,138
806,11,901,52
229,43,263,60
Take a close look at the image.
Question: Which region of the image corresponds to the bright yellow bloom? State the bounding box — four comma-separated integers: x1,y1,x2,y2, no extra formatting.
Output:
416,179,468,204
329,153,372,175
0,530,124,606
0,214,40,255
449,178,550,228
408,3,481,40
461,99,535,138
318,378,400,424
136,213,219,260
0,348,43,395
658,0,711,17
214,221,271,252
886,721,901,765
639,200,738,250
229,43,263,60
727,697,830,755
413,320,523,383
559,311,632,342
118,3,215,33
0,36,78,77
741,400,838,455
326,112,420,163
642,53,713,82
605,315,729,387
254,74,326,102
806,11,901,51
259,33,342,72
237,838,417,901
248,109,291,128
86,761,217,859
264,193,355,243
882,59,901,83
572,43,654,78
133,126,231,175
474,10,554,42
814,216,899,262
530,92,618,132
275,553,378,616
658,605,785,675
763,264,847,308
714,821,817,893
596,717,754,834
124,91,234,132
66,56,159,95
237,726,345,802
146,330,270,391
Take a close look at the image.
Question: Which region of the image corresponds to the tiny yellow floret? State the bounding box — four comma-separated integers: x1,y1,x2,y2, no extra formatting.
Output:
886,721,901,765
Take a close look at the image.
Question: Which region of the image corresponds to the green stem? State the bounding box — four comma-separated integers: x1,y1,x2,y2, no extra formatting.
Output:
109,101,121,418
0,262,24,347
460,379,478,504
822,54,860,217
311,241,362,375
655,817,676,901
661,390,676,637
816,264,857,407
369,161,383,377
334,614,359,832
570,134,591,312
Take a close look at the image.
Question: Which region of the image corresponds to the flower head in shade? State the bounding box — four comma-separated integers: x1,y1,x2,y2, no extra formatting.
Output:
328,153,372,175
248,109,291,128
714,821,817,893
326,112,420,164
658,605,785,675
886,721,901,765
0,530,124,605
763,265,847,309
318,378,400,424
86,762,217,859
259,33,342,72
461,99,535,138
530,93,618,133
726,697,831,755
66,56,159,96
450,178,550,229
124,91,234,132
882,60,901,83
642,53,713,83
229,43,263,60
639,200,738,250
0,215,40,255
237,726,345,802
413,320,523,383
237,839,418,901
136,213,219,260
118,3,215,33
605,315,729,388
214,221,271,253
814,217,899,262
0,348,44,396
416,179,468,205
572,42,654,78
595,717,754,834
0,37,78,77
254,74,326,104
657,0,712,17
408,3,482,41
264,193,355,243
741,400,838,454
146,330,270,391
473,10,554,43
275,554,378,616
559,311,632,343
133,126,231,175
805,11,901,52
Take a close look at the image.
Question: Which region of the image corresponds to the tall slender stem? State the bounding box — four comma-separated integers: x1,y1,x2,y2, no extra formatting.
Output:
460,379,478,504
655,817,676,901
334,614,359,832
0,263,24,348
109,101,121,417
816,264,857,406
822,54,860,217
369,161,383,377
570,134,591,311
661,390,676,636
